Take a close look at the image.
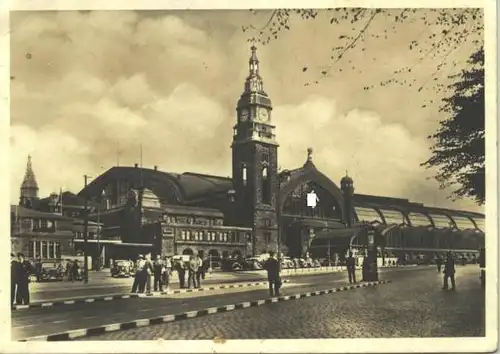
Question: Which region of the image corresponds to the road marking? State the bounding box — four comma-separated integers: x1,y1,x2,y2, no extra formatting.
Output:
83,316,98,320
52,320,66,324
139,308,151,312
12,324,34,329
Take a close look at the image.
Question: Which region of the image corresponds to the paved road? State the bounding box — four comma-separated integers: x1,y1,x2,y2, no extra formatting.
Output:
76,266,484,340
29,270,261,302
12,266,436,340
28,266,416,302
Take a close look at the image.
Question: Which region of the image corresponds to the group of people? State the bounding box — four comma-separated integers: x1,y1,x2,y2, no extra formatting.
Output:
131,254,172,294
173,254,207,289
11,253,35,306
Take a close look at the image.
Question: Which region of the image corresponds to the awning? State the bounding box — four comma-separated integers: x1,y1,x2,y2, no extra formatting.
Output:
311,226,368,248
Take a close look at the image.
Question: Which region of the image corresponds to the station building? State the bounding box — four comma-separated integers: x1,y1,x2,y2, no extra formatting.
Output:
11,46,485,265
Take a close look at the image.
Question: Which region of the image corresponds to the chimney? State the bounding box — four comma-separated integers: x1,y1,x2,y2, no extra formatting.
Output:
154,165,158,171
134,163,138,168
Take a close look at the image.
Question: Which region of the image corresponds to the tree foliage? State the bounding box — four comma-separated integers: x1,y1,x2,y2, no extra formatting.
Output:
242,8,483,91
421,47,485,205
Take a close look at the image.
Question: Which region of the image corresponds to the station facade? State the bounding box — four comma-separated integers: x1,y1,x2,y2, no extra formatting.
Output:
11,46,485,265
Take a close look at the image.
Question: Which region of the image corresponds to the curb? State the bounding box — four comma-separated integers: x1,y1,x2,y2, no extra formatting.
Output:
20,280,391,341
12,280,290,311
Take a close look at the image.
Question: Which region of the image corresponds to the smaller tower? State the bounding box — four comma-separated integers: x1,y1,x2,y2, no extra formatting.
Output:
340,171,354,227
20,155,39,208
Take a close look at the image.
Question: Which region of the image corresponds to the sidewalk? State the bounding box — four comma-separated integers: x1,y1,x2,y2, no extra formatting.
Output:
13,279,291,311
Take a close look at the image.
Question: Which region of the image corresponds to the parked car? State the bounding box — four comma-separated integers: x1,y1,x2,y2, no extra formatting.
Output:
243,257,263,270
280,257,294,269
221,258,243,272
111,259,132,278
39,263,64,282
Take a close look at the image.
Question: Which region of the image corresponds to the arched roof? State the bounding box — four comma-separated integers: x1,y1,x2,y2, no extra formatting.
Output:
78,167,235,203
278,160,346,218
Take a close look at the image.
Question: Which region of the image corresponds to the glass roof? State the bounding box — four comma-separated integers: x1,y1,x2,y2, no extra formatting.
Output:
407,212,432,227
429,213,454,229
379,208,405,225
354,206,382,223
452,216,476,231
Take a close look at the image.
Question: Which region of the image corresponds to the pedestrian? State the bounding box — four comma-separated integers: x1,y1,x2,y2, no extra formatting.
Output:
187,255,200,289
131,255,145,293
442,252,456,291
11,253,18,306
144,253,154,294
263,251,281,297
346,251,356,284
176,259,186,289
34,256,42,283
436,256,442,273
162,256,172,292
153,255,164,292
195,253,204,288
15,253,35,305
72,260,80,282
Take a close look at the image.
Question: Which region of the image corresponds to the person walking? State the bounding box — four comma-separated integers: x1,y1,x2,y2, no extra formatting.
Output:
153,255,164,292
187,255,200,289
144,253,154,294
176,259,186,289
34,257,42,283
263,251,281,297
11,253,18,306
162,256,172,292
15,253,35,305
195,253,204,288
442,252,456,291
346,251,356,284
131,255,145,293
436,255,443,273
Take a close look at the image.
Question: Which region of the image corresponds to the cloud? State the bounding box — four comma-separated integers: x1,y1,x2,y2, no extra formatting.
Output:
273,96,431,199
9,10,484,213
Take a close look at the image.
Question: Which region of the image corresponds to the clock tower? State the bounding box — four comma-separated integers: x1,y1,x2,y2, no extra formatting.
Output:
231,45,279,255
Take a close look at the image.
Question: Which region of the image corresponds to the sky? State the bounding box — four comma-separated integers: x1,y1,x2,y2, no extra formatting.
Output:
10,9,485,212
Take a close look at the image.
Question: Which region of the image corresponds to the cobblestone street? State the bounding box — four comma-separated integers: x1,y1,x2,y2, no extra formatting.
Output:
79,266,484,340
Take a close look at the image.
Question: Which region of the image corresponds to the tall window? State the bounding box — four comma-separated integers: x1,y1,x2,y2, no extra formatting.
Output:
264,232,271,245
242,164,247,186
29,241,61,259
262,166,271,204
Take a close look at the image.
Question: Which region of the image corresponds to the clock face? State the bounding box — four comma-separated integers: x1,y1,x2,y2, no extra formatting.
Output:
240,108,249,121
258,108,269,121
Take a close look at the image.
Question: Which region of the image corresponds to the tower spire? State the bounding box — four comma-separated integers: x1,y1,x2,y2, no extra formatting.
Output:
249,44,259,76
20,155,39,207
244,45,264,93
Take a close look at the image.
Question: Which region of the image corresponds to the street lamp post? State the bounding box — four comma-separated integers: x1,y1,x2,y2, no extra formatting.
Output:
96,190,106,271
83,175,90,283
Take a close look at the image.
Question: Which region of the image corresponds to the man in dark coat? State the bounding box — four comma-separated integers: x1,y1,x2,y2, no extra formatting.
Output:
16,253,35,305
346,251,356,284
176,259,186,289
11,253,18,306
264,251,281,297
443,252,456,291
153,255,164,292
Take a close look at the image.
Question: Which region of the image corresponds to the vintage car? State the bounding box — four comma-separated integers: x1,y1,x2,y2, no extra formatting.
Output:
280,257,294,269
40,264,64,282
243,257,263,270
111,260,132,278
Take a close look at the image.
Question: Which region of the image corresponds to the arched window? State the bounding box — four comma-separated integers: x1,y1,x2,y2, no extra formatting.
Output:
262,166,271,204
242,164,247,186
